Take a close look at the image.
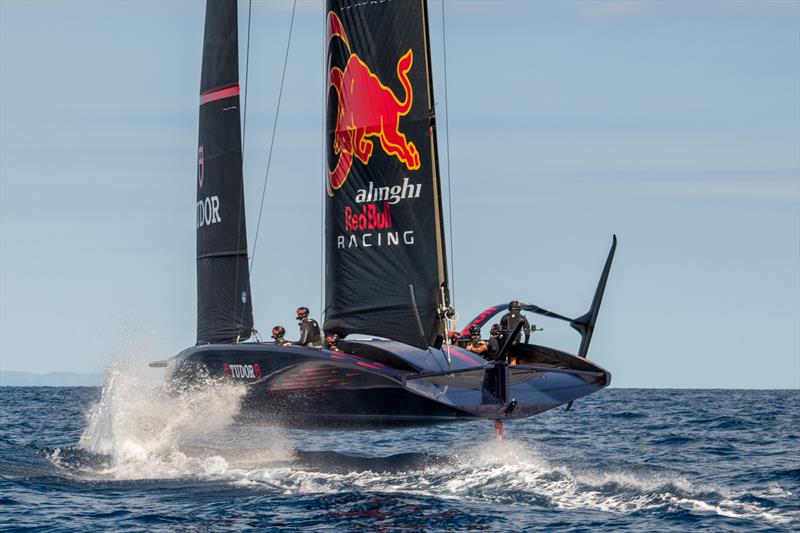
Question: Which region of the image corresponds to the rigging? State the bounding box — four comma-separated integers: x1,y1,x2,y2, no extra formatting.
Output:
440,0,456,308
249,0,298,275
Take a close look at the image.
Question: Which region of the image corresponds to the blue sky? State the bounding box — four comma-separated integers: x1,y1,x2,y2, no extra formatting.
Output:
1,0,798,388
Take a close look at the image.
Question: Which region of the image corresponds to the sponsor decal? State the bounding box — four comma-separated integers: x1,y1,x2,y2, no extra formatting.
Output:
197,195,222,228
223,363,261,380
354,177,421,205
327,11,421,195
337,231,415,249
337,199,417,249
197,144,204,189
345,202,392,232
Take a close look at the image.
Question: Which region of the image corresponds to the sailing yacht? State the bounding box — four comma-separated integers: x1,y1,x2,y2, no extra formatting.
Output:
160,0,614,428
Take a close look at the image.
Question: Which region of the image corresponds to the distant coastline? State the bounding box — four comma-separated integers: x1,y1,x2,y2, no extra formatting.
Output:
0,371,103,387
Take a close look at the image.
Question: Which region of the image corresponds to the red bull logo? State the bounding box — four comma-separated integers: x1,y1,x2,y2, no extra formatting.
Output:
327,11,421,195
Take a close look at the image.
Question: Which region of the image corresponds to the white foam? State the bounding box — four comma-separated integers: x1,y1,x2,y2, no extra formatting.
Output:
76,357,293,480
211,438,793,525
65,350,794,526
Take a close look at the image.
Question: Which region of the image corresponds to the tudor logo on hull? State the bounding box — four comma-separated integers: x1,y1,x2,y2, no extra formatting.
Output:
223,362,262,380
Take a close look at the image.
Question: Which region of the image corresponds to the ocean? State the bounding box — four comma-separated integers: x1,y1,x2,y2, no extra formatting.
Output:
1,363,797,531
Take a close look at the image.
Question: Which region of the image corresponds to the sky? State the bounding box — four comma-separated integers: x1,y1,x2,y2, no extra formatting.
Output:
1,0,798,388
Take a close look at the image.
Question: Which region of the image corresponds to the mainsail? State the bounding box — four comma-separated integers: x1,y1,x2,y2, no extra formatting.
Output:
196,0,253,344
324,0,449,348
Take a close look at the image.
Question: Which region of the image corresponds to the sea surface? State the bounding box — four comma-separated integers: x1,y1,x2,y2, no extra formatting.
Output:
1,363,798,531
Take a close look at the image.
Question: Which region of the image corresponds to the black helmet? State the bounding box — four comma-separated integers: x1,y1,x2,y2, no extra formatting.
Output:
508,300,521,311
325,333,339,347
490,323,501,337
469,325,481,338
296,306,310,320
271,325,285,339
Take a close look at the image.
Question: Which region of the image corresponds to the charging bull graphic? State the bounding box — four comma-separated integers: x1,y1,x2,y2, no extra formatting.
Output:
327,11,421,195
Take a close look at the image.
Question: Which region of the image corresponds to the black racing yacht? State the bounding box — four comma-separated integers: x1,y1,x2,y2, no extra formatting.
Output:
155,0,615,428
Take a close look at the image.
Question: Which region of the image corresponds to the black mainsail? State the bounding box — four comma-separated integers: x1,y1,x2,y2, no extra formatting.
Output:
324,0,449,349
196,0,253,344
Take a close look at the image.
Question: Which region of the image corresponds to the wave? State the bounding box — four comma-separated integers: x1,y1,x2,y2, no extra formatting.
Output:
213,440,790,526
37,361,796,528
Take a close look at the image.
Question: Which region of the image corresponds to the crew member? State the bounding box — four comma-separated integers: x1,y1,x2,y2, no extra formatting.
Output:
485,323,502,360
271,325,292,347
325,333,341,352
465,325,490,357
500,300,531,346
296,306,322,347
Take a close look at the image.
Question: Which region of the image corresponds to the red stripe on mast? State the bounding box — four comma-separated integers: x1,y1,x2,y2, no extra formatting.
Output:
199,83,240,105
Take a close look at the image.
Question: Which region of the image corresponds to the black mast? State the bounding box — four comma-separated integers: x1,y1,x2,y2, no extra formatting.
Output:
421,0,451,338
196,0,253,344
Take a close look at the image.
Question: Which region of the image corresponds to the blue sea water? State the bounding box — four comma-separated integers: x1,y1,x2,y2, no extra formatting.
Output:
1,366,798,531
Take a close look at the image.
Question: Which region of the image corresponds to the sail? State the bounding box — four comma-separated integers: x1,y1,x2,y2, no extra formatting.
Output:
195,0,253,344
324,0,449,349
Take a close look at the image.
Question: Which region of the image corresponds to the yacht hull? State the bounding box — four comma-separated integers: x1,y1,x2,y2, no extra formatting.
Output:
167,339,611,428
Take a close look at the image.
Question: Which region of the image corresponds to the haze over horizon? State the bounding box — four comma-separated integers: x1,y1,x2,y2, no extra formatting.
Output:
1,0,798,388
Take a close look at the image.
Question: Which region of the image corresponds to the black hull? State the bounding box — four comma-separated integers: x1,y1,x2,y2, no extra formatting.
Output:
167,339,610,429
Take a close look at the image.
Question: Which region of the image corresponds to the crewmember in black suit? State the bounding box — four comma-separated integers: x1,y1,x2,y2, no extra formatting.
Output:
296,306,322,347
500,300,531,346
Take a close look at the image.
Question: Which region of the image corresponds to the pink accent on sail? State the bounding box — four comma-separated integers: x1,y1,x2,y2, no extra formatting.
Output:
199,83,240,105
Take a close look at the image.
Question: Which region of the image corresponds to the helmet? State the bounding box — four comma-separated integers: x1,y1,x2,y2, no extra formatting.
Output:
325,333,339,347
271,325,285,339
469,325,481,338
490,323,501,337
296,306,310,320
508,300,521,311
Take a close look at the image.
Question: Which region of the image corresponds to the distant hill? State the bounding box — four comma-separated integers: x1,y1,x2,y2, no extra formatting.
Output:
0,371,103,387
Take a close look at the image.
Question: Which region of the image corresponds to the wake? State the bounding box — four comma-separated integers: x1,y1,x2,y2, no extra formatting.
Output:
46,358,794,527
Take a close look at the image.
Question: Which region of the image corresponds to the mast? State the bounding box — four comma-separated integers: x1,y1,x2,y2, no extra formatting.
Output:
323,0,450,348
195,0,253,344
421,0,452,334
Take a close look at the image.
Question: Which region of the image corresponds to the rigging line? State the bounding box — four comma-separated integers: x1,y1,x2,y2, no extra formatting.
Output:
249,0,297,274
320,1,326,321
440,0,456,307
233,0,253,338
